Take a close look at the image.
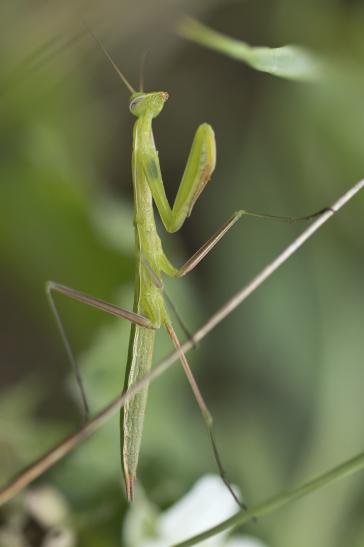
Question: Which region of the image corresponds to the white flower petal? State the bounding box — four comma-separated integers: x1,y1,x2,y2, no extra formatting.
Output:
158,475,240,545
226,535,269,547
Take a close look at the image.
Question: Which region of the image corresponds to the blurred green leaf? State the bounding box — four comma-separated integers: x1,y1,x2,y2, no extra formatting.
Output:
179,18,322,81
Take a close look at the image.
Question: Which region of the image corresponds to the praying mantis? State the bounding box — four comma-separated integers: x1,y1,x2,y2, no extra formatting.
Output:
44,36,326,507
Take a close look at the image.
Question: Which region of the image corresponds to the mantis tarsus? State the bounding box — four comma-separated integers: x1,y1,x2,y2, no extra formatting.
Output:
46,36,327,507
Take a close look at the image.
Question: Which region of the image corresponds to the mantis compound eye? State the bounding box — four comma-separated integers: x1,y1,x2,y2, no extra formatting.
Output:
129,95,145,114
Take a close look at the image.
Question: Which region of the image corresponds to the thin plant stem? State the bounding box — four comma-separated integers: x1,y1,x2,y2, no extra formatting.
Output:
0,178,363,508
173,450,364,546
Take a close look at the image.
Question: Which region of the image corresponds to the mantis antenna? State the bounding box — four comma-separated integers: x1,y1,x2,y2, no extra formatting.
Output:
86,26,135,93
139,49,150,92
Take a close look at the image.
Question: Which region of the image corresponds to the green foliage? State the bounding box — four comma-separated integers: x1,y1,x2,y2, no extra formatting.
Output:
1,1,364,546
179,18,322,81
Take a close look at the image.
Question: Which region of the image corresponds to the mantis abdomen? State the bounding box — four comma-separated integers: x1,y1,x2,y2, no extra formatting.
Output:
121,323,155,500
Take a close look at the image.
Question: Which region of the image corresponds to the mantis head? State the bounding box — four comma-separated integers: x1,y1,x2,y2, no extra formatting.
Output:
129,92,169,118
87,29,168,119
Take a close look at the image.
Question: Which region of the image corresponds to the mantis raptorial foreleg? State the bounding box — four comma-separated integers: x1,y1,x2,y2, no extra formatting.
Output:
141,123,216,234
143,120,327,280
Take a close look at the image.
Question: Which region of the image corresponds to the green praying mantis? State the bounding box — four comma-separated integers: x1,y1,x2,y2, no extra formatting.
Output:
45,35,326,507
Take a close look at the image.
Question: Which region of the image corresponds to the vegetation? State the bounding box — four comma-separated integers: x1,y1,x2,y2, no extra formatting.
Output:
1,1,364,545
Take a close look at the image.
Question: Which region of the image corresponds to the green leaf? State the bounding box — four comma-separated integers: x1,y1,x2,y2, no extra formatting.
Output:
179,18,322,82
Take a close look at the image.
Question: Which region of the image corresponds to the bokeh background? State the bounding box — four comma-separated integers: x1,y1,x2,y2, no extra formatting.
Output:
1,0,364,546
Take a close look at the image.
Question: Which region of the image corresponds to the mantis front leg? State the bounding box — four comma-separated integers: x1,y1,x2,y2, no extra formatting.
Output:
143,122,328,278
142,122,216,233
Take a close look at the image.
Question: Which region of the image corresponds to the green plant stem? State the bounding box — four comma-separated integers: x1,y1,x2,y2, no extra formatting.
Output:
174,451,364,546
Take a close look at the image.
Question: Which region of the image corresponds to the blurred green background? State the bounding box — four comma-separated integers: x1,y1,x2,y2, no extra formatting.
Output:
1,0,364,546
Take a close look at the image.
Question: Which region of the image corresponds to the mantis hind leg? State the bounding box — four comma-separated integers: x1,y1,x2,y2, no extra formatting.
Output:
46,281,152,424
165,322,246,510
